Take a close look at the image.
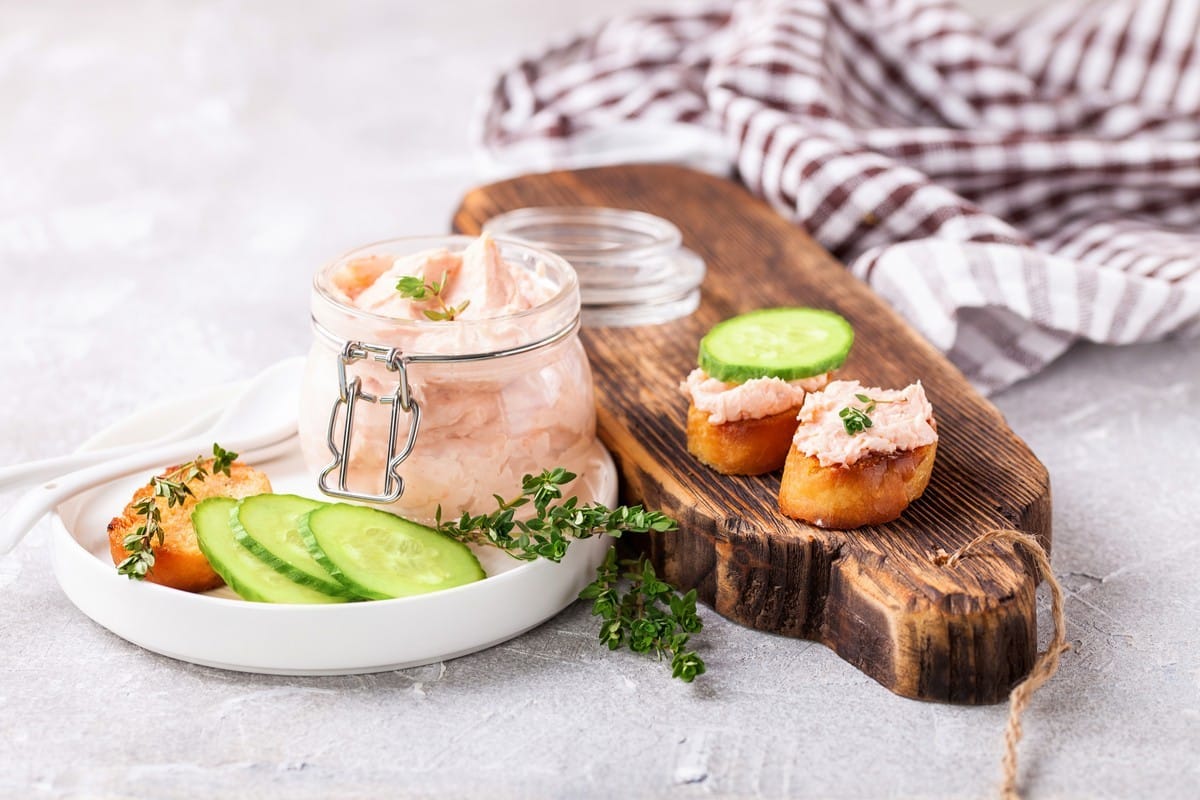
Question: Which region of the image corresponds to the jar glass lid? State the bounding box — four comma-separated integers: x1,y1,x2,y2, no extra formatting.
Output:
482,207,705,326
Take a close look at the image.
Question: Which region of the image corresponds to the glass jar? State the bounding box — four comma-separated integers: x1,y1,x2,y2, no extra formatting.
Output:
299,235,597,525
483,207,705,327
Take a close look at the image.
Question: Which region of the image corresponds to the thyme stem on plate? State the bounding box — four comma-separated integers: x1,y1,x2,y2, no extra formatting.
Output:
435,468,676,562
116,443,236,580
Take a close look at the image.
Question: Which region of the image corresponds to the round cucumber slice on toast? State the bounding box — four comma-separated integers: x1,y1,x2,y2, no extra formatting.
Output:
699,307,854,382
192,497,348,604
301,504,485,601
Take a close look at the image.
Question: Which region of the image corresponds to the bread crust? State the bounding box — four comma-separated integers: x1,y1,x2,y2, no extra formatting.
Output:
778,441,937,529
107,460,272,592
686,403,801,476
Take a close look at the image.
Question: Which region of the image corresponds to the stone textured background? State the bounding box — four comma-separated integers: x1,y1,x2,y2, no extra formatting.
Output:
1,1,1197,798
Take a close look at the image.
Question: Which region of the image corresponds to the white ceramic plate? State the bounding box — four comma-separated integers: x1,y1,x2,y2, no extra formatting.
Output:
49,381,616,675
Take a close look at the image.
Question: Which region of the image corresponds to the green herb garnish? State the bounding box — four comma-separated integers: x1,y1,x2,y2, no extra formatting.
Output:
436,468,676,562
117,443,237,580
395,271,470,321
580,550,706,682
437,468,704,681
838,393,893,436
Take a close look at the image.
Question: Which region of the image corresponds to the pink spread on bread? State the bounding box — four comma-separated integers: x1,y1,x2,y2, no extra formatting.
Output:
793,380,937,467
681,369,830,424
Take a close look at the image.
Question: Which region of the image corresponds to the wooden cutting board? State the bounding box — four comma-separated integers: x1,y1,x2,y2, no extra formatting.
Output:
453,165,1051,705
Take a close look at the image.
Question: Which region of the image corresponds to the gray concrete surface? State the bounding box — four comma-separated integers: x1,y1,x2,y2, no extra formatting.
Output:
1,1,1197,798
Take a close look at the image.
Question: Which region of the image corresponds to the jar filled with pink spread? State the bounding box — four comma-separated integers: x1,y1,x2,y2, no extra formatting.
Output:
299,234,597,524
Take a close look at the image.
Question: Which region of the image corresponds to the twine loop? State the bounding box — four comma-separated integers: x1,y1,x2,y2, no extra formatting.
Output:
932,528,1069,800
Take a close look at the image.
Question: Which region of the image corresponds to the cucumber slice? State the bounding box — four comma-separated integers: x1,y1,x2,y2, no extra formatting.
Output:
300,504,485,600
192,498,348,604
699,307,854,382
232,494,359,599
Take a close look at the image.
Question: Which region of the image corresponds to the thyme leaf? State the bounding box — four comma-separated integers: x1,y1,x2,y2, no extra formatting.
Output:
579,549,706,682
395,271,470,321
838,404,874,435
435,468,676,563
116,443,237,580
436,468,703,681
839,393,895,435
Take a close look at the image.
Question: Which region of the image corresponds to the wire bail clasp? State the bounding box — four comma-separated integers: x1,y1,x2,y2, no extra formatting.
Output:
318,341,421,503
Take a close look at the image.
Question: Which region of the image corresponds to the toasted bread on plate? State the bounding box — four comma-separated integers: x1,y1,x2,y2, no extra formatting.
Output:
107,460,271,592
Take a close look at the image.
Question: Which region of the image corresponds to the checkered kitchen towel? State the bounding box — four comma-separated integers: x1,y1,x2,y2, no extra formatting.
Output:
478,0,1200,392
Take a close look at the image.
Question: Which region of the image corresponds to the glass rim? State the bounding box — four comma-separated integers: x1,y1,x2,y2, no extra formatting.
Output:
482,206,684,265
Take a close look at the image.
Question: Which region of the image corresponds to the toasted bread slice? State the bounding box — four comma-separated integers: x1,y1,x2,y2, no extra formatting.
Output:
686,403,801,476
108,460,272,592
778,441,936,529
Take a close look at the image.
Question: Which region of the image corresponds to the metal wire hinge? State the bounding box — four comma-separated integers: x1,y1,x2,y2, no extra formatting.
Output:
318,341,421,503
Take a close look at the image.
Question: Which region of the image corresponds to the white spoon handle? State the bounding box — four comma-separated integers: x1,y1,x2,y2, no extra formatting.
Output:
0,431,290,556
0,411,219,491
0,446,147,491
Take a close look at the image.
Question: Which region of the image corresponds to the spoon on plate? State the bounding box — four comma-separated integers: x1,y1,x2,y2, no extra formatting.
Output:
0,410,221,492
0,357,306,556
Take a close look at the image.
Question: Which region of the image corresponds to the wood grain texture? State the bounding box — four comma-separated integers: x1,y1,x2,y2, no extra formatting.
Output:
453,165,1052,705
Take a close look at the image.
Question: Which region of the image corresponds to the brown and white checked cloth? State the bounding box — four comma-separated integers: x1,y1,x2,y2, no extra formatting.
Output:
478,0,1200,393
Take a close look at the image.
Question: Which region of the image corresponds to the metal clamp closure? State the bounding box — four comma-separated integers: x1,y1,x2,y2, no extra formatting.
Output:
318,341,421,503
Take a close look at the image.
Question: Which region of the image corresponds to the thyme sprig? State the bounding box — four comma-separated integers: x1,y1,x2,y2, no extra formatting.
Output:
435,468,676,562
838,392,894,435
580,549,706,682
437,468,703,680
395,271,470,321
117,443,237,580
